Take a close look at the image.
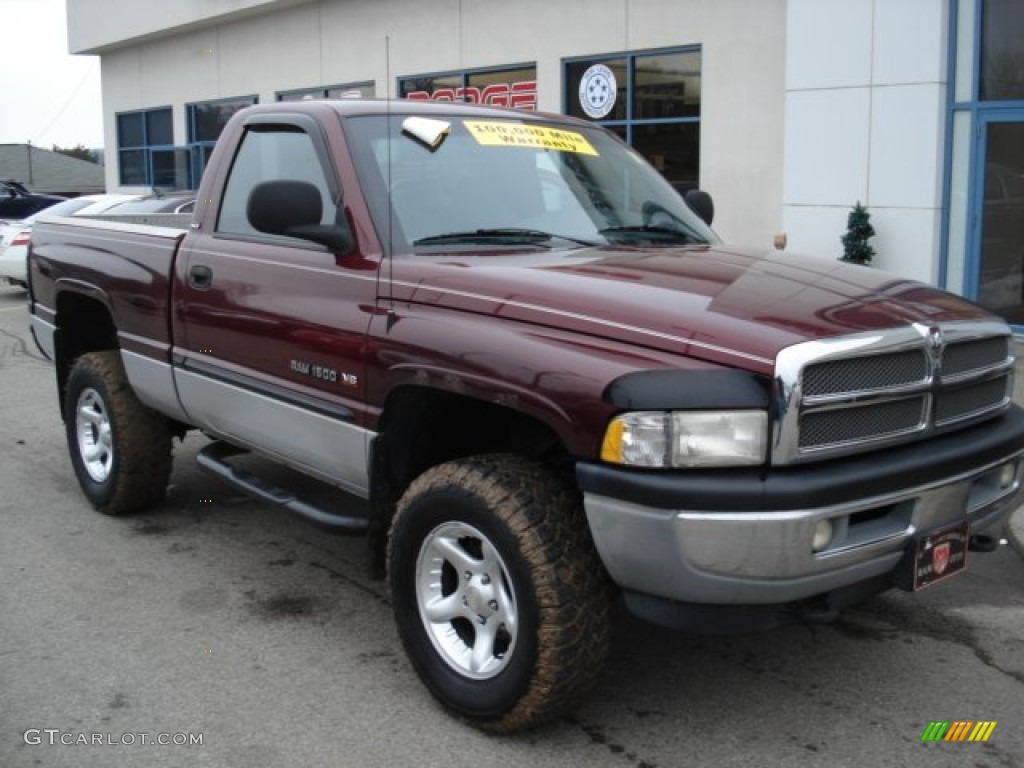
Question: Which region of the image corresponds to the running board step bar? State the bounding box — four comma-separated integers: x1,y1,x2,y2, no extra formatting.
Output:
196,441,368,534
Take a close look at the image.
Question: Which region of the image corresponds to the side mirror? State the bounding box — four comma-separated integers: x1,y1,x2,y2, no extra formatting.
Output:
684,189,714,227
247,179,354,254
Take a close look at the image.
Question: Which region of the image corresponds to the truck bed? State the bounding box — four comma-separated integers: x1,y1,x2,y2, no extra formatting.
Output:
30,215,188,362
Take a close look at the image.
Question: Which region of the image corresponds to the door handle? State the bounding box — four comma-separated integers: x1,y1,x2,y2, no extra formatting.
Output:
188,264,213,290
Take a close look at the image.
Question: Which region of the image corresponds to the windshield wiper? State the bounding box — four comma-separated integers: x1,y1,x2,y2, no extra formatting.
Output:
413,228,599,248
598,225,701,244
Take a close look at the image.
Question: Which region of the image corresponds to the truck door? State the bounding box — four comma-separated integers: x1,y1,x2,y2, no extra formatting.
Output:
173,115,378,497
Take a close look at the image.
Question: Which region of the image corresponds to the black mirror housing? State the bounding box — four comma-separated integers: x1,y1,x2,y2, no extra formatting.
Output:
684,189,715,227
247,179,354,254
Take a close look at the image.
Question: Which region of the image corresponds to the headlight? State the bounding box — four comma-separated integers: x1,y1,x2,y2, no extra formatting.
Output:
601,410,767,468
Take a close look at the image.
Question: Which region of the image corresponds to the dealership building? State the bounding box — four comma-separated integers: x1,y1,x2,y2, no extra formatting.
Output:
67,0,1024,327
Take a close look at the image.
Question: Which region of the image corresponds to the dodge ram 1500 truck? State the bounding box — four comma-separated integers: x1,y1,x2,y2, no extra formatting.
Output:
28,100,1024,732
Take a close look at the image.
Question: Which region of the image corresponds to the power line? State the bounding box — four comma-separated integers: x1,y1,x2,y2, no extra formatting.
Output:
32,58,99,146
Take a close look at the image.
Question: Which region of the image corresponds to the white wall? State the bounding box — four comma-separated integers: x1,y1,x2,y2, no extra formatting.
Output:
782,0,948,284
88,0,787,249
68,0,314,54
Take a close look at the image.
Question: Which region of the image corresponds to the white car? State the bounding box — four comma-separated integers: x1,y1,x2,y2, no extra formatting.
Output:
0,194,138,288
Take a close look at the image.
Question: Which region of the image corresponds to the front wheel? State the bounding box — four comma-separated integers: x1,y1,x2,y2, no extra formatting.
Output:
387,455,612,732
64,350,173,515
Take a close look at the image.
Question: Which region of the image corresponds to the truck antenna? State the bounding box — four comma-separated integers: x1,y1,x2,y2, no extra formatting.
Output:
385,35,396,325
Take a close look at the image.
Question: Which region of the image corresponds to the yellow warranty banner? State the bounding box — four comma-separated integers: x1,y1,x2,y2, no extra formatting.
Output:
464,121,598,156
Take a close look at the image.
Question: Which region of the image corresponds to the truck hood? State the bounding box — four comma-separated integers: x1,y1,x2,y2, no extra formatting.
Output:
388,244,993,374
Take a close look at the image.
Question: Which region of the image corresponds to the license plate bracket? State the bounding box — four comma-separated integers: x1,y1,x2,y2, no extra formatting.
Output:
907,521,969,590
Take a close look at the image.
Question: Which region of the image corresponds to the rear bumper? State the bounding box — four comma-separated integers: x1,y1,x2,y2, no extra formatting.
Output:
577,408,1024,607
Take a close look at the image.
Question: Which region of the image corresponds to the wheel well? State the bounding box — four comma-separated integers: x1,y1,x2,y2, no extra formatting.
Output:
54,292,118,419
366,387,574,578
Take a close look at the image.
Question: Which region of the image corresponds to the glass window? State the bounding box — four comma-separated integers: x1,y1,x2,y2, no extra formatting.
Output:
187,96,257,189
217,127,335,238
326,83,375,100
151,148,191,189
116,107,177,186
564,48,701,189
634,51,701,119
279,83,375,101
399,65,537,110
980,0,1024,101
26,198,94,220
344,114,717,250
118,150,146,185
188,97,255,144
977,123,1024,323
466,67,537,109
117,113,145,148
146,109,174,146
400,73,462,101
565,58,627,122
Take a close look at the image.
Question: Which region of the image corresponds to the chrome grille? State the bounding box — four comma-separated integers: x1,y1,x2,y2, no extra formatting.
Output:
935,377,1012,426
799,398,927,450
802,350,927,397
943,336,1010,378
773,321,1014,465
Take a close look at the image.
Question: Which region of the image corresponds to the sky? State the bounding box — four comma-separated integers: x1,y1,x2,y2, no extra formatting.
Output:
1,0,104,149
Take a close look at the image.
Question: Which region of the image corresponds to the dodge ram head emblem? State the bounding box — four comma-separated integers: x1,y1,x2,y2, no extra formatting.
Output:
927,326,945,372
933,542,951,576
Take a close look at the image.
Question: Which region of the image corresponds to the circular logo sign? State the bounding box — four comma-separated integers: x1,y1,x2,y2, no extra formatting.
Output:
579,64,617,119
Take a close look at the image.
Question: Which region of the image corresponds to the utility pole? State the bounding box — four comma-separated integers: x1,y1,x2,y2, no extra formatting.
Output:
27,141,34,187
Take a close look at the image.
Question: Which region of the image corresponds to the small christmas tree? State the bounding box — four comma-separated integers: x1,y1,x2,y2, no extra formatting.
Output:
840,202,875,265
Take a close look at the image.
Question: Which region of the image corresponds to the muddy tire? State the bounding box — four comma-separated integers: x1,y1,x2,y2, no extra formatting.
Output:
387,454,612,732
64,350,173,515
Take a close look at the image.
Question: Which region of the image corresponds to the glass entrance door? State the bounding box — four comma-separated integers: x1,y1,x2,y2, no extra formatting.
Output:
972,112,1024,325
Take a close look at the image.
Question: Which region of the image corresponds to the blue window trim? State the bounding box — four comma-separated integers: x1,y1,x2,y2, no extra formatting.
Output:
115,106,178,187
562,45,702,147
941,0,1024,333
186,95,258,190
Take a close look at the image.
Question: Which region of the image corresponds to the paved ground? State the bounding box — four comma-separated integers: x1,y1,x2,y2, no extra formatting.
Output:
2,284,1023,768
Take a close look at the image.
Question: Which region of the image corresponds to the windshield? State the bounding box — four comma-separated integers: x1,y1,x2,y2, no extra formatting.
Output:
344,114,718,251
24,198,92,222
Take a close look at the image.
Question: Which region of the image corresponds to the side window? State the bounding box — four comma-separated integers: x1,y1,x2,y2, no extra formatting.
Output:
217,127,335,237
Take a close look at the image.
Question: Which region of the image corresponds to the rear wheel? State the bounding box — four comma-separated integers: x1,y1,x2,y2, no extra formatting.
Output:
387,454,612,732
64,350,173,515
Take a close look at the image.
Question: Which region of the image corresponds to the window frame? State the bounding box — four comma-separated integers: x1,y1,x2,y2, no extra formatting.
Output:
276,82,375,102
187,95,259,190
212,113,341,250
562,46,702,191
115,106,181,187
398,63,538,110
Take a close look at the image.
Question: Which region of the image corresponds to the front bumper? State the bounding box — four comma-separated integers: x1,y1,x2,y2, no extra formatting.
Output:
577,407,1024,607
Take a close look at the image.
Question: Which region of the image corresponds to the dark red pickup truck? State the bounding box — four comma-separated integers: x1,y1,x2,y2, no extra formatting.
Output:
28,100,1024,731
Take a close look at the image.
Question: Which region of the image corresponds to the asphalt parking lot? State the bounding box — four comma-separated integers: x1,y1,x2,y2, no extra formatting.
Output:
1,283,1023,768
